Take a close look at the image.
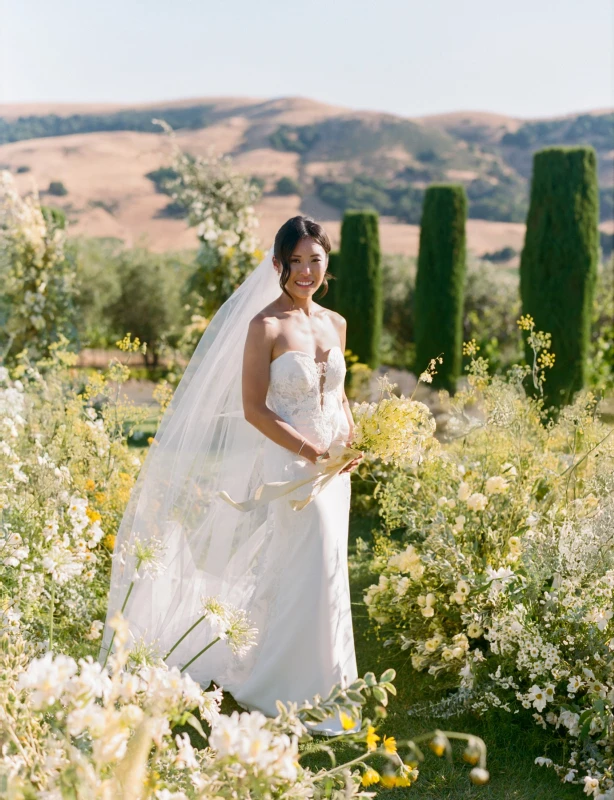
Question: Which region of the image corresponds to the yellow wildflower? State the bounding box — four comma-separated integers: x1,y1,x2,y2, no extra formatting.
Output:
429,733,447,757
340,711,356,731
517,314,534,331
95,492,107,505
84,479,96,491
86,507,101,523
382,735,397,754
366,725,380,751
361,768,380,786
103,533,116,551
381,772,414,787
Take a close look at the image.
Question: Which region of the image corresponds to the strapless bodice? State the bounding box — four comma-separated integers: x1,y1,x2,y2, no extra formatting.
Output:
266,346,349,449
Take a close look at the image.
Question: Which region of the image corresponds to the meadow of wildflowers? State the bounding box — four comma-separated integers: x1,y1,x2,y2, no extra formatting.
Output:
0,163,491,798
362,329,614,797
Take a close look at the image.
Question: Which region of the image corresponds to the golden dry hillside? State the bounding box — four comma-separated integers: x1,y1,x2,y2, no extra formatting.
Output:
0,96,611,256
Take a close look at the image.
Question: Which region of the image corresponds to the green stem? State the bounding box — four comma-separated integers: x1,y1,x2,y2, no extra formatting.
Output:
49,581,55,651
164,614,206,661
180,636,221,673
101,557,141,669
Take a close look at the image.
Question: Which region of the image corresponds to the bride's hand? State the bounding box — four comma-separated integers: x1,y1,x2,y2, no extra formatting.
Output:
341,451,363,474
300,442,329,465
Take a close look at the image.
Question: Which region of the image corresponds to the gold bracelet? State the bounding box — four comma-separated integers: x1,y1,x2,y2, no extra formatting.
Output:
297,439,307,456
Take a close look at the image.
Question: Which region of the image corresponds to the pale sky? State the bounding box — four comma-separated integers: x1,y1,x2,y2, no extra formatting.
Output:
1,0,612,119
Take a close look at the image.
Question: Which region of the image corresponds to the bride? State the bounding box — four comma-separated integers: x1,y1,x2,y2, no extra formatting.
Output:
100,215,363,735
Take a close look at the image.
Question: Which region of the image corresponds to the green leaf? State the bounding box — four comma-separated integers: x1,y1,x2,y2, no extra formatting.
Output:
185,712,207,741
379,668,396,683
363,671,377,686
372,685,388,705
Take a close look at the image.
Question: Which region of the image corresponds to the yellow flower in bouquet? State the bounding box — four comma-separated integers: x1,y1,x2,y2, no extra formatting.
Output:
351,376,436,467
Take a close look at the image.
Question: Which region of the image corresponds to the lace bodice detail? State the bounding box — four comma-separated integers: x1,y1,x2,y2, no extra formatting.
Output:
266,346,349,449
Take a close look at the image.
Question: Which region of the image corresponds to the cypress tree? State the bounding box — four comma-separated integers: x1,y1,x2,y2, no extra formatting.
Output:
335,210,382,368
520,146,599,408
414,184,467,393
317,250,339,311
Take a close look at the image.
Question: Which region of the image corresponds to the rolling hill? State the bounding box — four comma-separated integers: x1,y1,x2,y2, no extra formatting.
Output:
0,96,611,257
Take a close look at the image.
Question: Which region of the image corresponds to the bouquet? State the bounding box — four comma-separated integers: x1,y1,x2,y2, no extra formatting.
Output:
351,374,437,468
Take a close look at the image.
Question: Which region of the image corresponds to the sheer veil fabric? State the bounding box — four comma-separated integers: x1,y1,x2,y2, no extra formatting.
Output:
99,246,285,683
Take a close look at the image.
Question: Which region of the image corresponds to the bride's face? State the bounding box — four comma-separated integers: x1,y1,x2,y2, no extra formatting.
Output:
274,237,327,299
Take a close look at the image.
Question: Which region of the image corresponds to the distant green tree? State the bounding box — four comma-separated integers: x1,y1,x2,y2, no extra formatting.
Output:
274,176,301,196
317,250,340,311
103,248,188,366
520,146,599,408
47,181,68,196
335,210,382,368
414,184,468,393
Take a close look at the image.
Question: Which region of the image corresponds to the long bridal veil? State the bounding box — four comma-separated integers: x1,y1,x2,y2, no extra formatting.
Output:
99,246,282,684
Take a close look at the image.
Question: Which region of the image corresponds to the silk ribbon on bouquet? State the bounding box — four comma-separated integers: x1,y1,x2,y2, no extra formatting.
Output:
218,441,362,512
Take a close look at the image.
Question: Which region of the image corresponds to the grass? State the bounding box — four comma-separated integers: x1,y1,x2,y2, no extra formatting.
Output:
210,510,583,797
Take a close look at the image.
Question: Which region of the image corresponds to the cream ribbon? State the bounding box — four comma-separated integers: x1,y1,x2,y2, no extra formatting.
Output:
218,441,362,512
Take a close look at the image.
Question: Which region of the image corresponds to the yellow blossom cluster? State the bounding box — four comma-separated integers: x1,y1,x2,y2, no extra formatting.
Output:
352,393,436,468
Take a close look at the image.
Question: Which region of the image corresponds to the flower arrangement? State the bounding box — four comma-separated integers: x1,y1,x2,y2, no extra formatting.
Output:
1,614,489,797
153,120,263,330
352,373,438,468
0,170,78,365
361,330,614,795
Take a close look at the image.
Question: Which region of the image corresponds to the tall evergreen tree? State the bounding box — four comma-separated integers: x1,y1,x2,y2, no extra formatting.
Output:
414,184,467,393
335,210,382,368
317,250,339,311
520,146,599,408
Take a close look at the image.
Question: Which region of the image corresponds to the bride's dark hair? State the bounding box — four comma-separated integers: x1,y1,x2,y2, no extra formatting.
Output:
274,215,332,300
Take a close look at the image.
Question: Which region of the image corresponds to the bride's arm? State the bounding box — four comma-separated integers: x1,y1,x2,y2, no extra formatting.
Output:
333,314,355,443
242,315,326,464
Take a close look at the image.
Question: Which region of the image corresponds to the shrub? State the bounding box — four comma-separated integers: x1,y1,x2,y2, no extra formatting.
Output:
103,248,189,366
47,180,68,196
274,176,301,196
0,171,78,365
361,337,614,795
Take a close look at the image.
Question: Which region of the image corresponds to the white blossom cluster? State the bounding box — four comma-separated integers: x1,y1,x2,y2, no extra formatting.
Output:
0,170,77,363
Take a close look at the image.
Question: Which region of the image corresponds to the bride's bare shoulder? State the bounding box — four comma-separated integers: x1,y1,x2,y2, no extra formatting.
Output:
247,303,281,344
320,307,347,333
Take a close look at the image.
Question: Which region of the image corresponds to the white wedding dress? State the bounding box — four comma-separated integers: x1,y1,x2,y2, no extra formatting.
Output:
100,247,359,735
225,345,359,733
